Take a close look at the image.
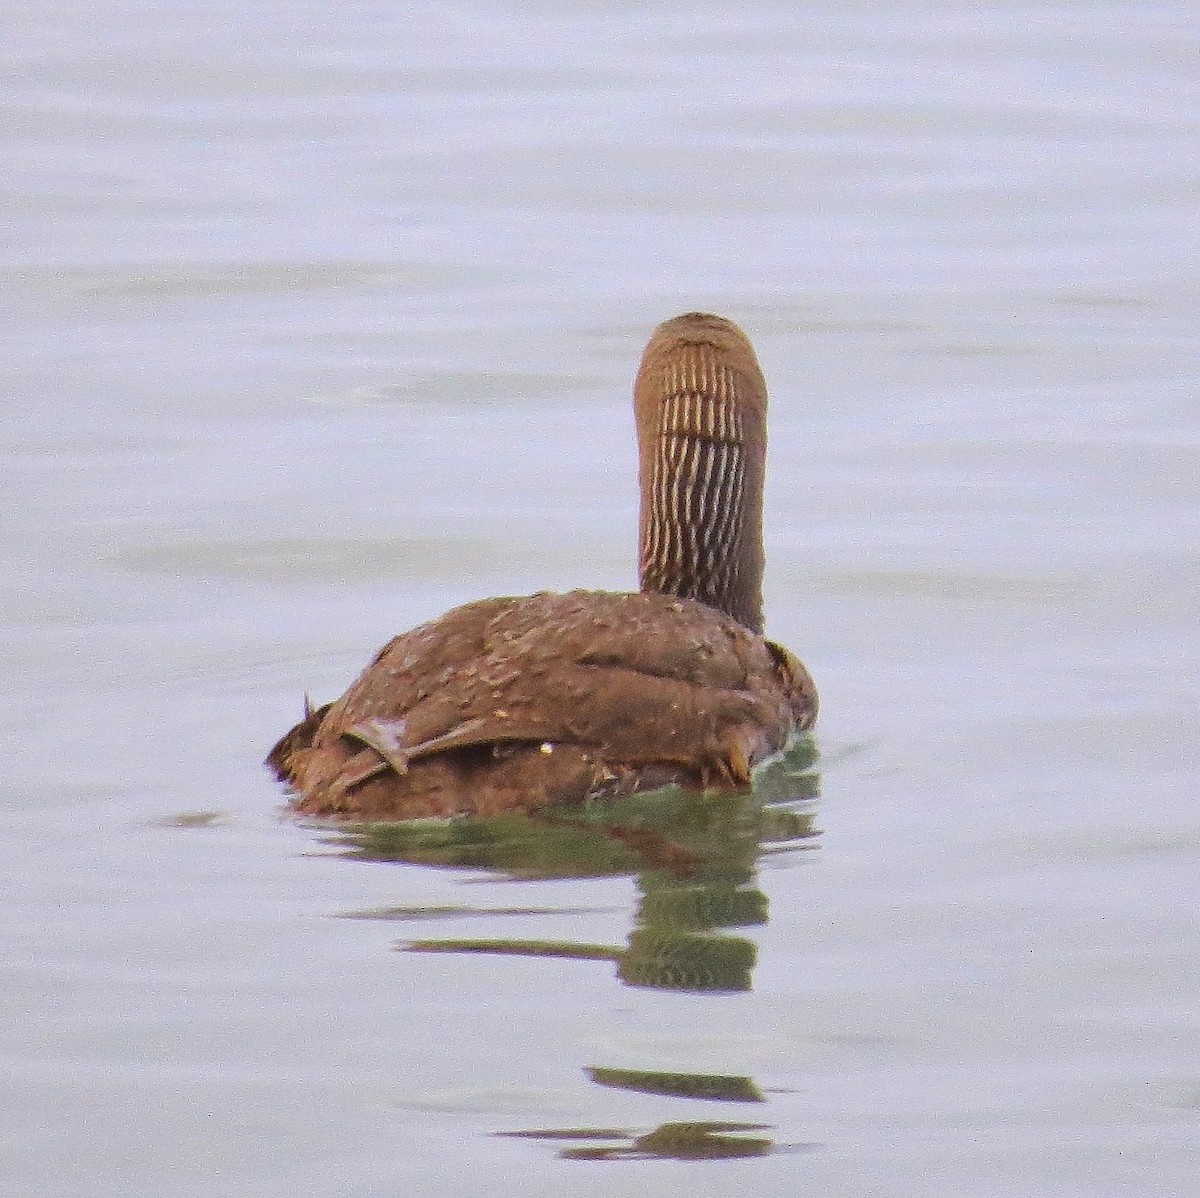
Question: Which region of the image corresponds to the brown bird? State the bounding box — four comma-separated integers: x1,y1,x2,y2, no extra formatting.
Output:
267,312,817,820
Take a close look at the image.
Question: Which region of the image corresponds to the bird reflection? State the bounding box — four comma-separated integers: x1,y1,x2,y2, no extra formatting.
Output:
322,735,819,995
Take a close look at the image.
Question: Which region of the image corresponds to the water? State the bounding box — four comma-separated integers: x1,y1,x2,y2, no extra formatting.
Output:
3,2,1198,1194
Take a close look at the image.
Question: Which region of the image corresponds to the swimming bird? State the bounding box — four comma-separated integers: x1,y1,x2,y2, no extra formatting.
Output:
267,312,816,819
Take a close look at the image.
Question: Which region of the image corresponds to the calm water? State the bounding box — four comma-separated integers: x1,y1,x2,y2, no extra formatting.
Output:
3,2,1198,1194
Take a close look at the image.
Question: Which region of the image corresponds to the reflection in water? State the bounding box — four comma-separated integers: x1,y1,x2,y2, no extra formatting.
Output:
586,1067,764,1103
324,736,819,996
338,903,613,922
315,739,820,1159
618,797,771,992
500,1121,781,1162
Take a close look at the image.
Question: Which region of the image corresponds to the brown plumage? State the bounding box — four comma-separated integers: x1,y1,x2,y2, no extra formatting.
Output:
268,313,817,819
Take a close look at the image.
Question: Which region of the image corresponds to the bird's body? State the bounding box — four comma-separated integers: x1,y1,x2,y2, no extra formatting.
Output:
268,313,817,819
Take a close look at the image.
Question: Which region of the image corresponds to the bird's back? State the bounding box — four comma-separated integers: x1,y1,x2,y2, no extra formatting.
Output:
269,589,816,820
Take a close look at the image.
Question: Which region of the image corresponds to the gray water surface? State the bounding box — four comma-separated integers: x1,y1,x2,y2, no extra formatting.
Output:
3,3,1198,1195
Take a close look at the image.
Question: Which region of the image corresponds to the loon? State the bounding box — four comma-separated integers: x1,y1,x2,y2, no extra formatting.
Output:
267,312,816,819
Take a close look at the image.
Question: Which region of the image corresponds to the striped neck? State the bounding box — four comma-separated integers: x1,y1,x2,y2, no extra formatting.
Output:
634,313,767,634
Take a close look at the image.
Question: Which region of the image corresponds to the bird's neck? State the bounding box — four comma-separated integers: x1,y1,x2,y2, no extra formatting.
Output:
634,316,767,634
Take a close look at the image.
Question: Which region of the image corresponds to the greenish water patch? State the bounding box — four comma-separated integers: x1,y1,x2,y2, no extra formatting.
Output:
407,938,619,961
337,903,612,921
153,810,227,828
366,369,605,406
113,533,538,582
587,1067,765,1103
500,1120,781,1161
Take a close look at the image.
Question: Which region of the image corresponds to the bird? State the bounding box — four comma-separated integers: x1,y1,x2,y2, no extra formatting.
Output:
267,312,817,820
